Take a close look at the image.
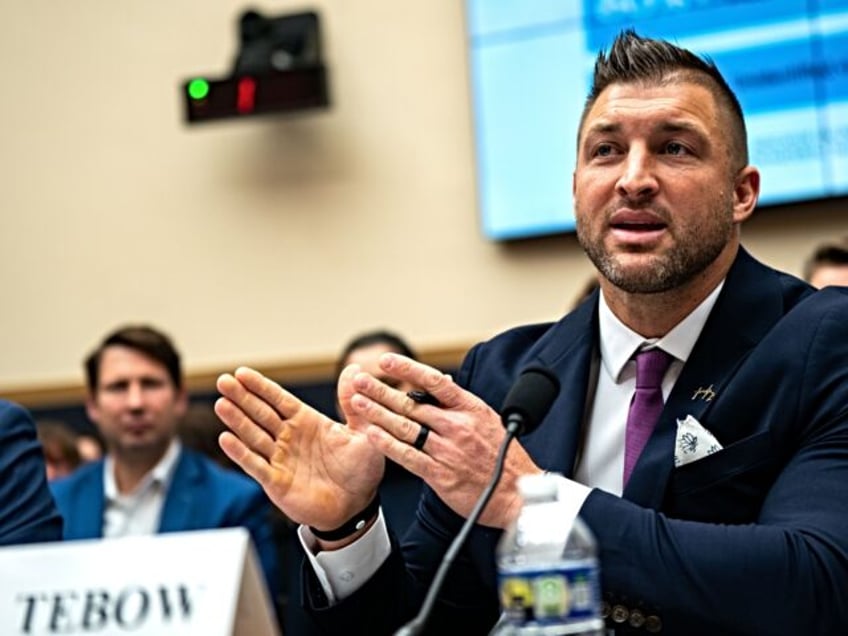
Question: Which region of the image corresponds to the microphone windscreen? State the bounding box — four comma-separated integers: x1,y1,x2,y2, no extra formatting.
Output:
499,367,560,434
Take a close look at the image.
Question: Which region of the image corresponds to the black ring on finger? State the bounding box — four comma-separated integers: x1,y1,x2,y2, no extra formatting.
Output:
412,424,431,451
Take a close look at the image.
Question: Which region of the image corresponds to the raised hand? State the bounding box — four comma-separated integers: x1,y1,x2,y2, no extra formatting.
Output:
215,365,384,533
349,353,542,529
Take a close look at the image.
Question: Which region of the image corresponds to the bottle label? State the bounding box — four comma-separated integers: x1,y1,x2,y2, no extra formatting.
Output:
497,559,601,627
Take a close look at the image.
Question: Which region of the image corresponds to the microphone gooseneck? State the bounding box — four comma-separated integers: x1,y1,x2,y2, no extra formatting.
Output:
394,367,561,636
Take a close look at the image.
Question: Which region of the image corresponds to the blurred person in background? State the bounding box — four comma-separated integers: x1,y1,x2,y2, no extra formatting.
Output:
177,402,236,471
35,419,82,480
49,324,282,621
802,237,848,288
75,432,105,464
0,400,63,544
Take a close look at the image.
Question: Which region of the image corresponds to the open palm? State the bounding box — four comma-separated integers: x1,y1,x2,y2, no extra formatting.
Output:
215,366,384,530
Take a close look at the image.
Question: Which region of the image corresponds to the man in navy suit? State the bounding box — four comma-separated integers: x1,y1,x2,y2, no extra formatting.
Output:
0,400,63,544
50,325,281,612
213,31,848,634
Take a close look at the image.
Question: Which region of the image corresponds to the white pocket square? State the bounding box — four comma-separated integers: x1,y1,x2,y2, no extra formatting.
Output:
674,415,723,467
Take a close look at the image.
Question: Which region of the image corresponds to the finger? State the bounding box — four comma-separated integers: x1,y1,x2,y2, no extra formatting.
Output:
350,392,421,444
217,430,284,490
379,353,481,412
364,424,438,479
231,366,309,421
216,372,284,441
352,370,424,422
214,394,279,461
352,367,485,440
217,368,310,442
337,363,370,432
407,390,442,407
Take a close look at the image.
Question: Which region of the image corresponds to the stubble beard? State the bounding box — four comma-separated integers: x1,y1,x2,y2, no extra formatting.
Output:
576,202,735,294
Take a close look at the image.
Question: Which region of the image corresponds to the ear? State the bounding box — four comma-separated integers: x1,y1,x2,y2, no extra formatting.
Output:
175,388,190,418
732,165,760,223
84,393,100,425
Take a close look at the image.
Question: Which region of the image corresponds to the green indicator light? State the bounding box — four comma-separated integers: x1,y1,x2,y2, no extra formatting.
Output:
188,78,210,100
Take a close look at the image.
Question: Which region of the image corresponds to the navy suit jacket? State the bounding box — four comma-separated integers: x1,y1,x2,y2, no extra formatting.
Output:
305,249,848,635
50,446,281,604
0,400,63,545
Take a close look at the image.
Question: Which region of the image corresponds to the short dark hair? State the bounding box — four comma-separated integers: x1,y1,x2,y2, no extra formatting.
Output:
335,330,417,379
803,240,848,282
36,419,82,470
84,325,183,393
579,29,748,169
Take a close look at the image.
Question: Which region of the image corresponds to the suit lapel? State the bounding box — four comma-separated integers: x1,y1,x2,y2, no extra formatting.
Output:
624,249,789,508
521,294,599,476
73,463,108,538
157,449,200,532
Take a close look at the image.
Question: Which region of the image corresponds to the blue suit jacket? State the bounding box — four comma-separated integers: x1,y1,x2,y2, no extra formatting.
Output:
50,447,281,603
305,249,848,635
0,400,63,545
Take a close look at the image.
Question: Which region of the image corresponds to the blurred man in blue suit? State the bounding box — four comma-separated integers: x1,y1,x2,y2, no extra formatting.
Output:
214,31,848,635
50,325,280,609
0,400,63,544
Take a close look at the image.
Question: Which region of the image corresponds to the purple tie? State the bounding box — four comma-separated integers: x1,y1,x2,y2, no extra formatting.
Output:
623,348,674,486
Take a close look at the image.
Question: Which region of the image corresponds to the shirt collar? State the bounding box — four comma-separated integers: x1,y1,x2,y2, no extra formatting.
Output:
598,280,725,382
104,438,182,501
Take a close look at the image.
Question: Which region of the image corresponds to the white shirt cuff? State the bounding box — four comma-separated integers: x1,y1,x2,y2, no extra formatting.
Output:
298,508,392,604
296,477,588,605
550,473,593,524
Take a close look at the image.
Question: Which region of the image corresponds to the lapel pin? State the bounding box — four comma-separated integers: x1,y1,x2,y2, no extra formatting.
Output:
691,384,716,402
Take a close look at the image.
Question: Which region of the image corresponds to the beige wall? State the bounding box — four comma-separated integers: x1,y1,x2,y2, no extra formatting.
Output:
0,1,844,404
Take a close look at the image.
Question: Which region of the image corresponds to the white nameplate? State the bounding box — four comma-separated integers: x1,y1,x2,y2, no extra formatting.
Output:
0,528,281,635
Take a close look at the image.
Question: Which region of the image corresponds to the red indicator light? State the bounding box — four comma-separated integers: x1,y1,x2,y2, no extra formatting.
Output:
237,77,257,114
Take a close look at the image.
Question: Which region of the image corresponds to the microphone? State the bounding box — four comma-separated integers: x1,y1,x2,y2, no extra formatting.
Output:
500,367,561,436
395,366,561,635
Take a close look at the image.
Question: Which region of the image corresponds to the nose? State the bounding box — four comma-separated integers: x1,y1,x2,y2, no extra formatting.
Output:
615,146,658,201
125,382,145,410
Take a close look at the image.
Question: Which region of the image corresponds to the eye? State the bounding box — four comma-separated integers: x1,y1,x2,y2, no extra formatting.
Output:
103,381,128,394
141,377,167,390
664,141,689,155
591,143,615,159
594,143,614,157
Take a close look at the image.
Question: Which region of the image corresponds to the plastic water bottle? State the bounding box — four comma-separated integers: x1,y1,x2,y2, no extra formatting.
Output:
491,473,605,635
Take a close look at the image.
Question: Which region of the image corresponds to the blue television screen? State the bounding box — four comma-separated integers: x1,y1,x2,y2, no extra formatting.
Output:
465,0,848,240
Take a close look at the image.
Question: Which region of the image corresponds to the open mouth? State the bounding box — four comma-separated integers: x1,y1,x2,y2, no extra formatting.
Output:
611,221,666,232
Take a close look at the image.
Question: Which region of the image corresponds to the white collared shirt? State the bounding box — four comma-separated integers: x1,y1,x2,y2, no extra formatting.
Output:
300,280,724,602
574,281,723,495
102,439,182,538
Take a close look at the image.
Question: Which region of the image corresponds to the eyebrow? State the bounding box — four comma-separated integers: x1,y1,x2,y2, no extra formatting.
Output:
585,118,706,137
101,375,168,388
657,120,705,136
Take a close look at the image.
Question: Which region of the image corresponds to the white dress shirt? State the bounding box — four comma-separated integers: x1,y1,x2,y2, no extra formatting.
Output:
102,439,181,538
301,281,724,603
575,282,722,495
